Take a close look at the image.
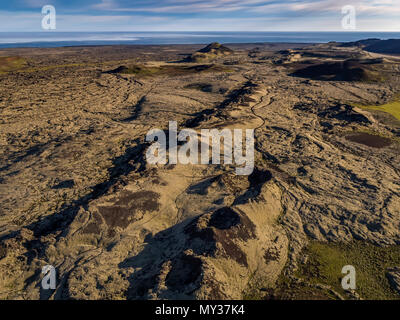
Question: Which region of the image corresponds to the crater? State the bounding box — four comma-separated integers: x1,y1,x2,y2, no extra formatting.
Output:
345,132,392,148
97,190,160,229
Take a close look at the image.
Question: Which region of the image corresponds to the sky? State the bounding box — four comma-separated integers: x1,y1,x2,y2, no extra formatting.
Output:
1,0,400,32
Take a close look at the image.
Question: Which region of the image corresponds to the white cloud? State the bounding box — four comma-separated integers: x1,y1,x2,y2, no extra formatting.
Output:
1,0,399,32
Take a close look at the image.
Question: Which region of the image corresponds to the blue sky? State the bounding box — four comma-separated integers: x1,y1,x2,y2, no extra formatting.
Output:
1,0,400,32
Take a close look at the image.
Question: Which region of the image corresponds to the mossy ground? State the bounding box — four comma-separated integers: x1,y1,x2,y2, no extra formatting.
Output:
244,241,400,300
0,56,27,73
355,95,400,121
295,241,400,300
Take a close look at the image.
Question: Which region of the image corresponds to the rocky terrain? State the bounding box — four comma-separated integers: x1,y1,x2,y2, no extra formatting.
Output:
0,41,400,300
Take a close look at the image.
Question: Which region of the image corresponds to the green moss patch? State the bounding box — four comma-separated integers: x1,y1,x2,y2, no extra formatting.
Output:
0,56,27,73
295,241,400,300
356,100,400,121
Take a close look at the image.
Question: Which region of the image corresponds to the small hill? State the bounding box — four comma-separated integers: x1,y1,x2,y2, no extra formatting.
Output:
292,59,384,82
105,64,159,76
340,38,381,48
364,39,400,54
105,63,231,77
340,38,400,55
187,42,234,62
275,49,302,64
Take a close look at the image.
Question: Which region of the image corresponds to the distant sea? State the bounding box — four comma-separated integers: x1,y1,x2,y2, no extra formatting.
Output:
1,32,400,48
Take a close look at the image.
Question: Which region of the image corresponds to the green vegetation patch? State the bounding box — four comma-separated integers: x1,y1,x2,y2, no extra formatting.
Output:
356,100,400,121
0,56,27,73
296,241,400,300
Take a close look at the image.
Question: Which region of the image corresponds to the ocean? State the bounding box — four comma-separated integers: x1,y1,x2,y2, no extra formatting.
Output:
1,31,400,48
